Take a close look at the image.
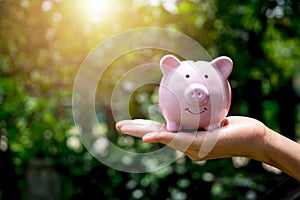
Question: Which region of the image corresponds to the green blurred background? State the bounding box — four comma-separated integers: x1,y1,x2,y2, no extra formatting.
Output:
0,0,300,199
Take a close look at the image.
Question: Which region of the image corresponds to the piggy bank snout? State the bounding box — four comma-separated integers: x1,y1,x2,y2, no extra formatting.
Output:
184,84,209,105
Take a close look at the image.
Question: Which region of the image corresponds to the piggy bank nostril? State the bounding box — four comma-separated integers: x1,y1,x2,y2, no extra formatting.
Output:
194,89,204,98
191,91,201,98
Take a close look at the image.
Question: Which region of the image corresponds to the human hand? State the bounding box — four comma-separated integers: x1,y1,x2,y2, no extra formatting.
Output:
116,116,267,161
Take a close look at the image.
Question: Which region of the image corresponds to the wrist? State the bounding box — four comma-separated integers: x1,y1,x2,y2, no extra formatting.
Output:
243,119,269,161
252,126,274,162
254,127,300,180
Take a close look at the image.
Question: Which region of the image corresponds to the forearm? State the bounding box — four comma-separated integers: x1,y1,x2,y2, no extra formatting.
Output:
256,128,300,180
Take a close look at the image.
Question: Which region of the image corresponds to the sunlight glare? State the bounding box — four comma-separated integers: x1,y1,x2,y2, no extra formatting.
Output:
82,0,110,23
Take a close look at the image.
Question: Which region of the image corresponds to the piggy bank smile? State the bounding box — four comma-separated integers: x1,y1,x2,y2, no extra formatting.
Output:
185,107,208,115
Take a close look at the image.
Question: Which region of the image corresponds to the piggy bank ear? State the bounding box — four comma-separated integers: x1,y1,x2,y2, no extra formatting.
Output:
160,55,181,75
211,56,233,78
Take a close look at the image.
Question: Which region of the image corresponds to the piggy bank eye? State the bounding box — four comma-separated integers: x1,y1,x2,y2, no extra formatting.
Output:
204,75,209,79
185,74,190,78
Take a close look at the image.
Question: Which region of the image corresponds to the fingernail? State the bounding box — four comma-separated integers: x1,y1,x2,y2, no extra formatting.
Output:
115,123,121,130
116,120,128,126
116,120,132,130
115,121,122,129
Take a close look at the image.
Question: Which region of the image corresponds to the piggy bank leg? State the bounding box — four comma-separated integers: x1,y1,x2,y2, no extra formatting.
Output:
206,119,226,131
206,123,221,131
166,121,180,132
199,122,221,158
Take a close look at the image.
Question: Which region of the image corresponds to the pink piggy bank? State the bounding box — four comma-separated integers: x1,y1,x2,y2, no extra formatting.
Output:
158,55,233,132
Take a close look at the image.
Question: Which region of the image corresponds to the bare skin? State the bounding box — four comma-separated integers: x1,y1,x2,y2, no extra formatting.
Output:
116,116,300,181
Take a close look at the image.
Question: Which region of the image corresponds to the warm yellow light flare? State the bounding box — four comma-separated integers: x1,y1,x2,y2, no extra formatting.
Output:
81,0,110,23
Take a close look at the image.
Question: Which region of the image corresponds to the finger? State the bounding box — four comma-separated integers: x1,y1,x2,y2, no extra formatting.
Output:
116,119,166,137
225,116,253,124
223,118,230,126
116,119,164,129
223,116,243,126
142,131,199,153
115,119,143,130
